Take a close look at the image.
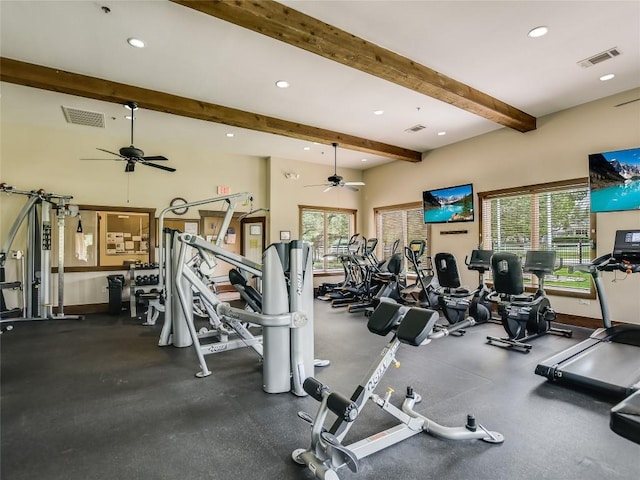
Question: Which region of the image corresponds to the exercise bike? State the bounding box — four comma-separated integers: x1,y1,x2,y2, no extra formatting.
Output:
431,251,495,334
465,249,495,324
486,250,572,352
292,300,503,480
433,252,474,330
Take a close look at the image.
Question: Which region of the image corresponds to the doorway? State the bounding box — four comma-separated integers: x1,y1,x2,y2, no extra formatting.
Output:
241,216,266,264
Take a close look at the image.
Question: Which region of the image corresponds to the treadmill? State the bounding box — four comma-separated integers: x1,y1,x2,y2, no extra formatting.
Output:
535,229,640,399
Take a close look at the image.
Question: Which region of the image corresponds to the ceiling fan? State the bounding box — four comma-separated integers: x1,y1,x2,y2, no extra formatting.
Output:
82,102,176,173
305,143,365,192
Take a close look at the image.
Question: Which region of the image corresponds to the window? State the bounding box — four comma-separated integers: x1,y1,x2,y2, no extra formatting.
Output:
299,206,356,272
478,179,594,296
374,203,429,273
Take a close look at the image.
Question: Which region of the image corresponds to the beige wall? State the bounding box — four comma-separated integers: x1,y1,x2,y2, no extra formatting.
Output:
1,89,639,323
0,118,363,304
0,121,268,306
267,156,363,241
363,88,640,324
267,156,363,287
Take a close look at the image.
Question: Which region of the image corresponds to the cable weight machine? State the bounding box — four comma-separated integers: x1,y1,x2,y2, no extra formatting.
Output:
0,183,83,331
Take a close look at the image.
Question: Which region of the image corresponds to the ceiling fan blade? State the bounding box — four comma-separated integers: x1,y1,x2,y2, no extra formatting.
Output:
97,148,125,158
343,185,359,192
344,181,365,186
125,162,136,173
323,186,334,193
141,162,176,172
142,155,169,162
304,183,331,188
81,158,120,161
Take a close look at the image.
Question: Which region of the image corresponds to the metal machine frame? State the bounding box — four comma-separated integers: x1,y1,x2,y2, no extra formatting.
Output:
1,183,82,330
175,234,316,396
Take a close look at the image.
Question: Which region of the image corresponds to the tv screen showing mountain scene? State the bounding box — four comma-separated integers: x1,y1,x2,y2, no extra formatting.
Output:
589,147,640,213
422,183,474,224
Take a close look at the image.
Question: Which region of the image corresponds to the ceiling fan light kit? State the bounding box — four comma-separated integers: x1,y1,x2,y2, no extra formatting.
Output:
305,142,366,192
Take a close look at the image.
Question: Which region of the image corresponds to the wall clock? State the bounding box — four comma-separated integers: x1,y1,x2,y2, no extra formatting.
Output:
170,197,189,215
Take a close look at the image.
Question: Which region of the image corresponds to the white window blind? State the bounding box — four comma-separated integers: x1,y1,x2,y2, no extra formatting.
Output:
375,204,428,272
479,180,593,294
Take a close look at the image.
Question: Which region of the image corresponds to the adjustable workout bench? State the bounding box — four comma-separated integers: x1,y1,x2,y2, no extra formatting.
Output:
292,300,503,479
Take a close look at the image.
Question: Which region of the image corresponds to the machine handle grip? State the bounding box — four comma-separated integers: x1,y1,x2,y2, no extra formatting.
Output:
327,392,359,422
303,377,328,402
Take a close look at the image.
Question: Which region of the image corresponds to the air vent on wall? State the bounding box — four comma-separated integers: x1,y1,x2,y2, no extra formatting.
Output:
405,124,426,133
61,106,105,127
577,47,621,68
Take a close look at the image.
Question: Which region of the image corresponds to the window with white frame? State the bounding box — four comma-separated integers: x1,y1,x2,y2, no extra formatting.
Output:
299,205,356,272
478,179,594,296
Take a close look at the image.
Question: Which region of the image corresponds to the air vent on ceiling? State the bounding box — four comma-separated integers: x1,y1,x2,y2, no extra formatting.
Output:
578,47,621,68
405,124,426,133
61,106,105,127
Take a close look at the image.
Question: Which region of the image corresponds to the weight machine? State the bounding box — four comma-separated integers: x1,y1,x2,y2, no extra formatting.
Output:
0,183,82,331
176,234,316,395
150,192,255,347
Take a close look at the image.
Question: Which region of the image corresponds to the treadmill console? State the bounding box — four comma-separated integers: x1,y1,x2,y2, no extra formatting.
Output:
613,230,640,263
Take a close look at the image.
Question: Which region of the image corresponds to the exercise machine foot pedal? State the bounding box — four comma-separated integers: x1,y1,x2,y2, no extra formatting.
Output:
297,411,314,425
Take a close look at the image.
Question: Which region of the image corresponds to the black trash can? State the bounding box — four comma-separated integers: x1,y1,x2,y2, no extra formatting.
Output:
107,274,126,315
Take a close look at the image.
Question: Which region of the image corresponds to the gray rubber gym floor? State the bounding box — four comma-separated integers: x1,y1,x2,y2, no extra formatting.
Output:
1,301,638,480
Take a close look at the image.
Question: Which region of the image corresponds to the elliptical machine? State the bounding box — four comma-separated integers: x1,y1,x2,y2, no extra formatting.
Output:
486,250,572,352
401,239,440,308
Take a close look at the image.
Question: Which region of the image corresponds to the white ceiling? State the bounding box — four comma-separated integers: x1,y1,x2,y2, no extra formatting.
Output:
1,0,639,170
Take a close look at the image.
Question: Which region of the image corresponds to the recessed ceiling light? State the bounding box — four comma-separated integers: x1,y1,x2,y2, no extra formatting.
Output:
373,110,384,115
127,38,145,48
303,146,311,151
528,26,548,38
124,115,135,120
437,131,447,136
275,80,290,88
226,133,234,137
600,73,615,81
361,158,368,162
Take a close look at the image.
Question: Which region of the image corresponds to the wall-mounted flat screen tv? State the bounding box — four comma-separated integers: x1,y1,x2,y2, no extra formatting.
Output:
423,183,474,224
588,147,640,213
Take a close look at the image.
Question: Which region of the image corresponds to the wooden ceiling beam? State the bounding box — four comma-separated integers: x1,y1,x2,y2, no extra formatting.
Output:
172,0,536,133
0,57,421,163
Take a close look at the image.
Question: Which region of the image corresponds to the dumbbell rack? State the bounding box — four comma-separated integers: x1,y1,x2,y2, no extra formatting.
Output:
129,263,160,318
